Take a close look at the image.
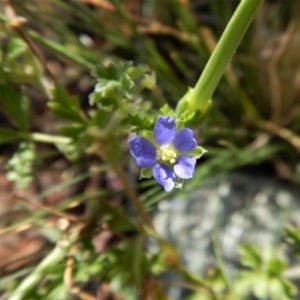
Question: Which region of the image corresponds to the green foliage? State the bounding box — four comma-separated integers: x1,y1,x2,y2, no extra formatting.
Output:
0,128,21,145
1,0,300,299
127,112,154,131
238,244,262,268
96,198,137,233
160,104,176,119
1,37,45,90
0,81,29,131
27,30,95,69
187,146,207,159
87,61,161,139
188,245,297,300
176,87,212,123
285,225,300,254
6,141,36,189
49,85,86,124
140,167,153,179
188,269,227,300
232,245,296,300
55,141,81,161
102,236,149,288
90,62,153,107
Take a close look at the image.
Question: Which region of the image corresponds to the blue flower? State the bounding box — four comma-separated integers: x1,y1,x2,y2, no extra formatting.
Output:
129,115,204,192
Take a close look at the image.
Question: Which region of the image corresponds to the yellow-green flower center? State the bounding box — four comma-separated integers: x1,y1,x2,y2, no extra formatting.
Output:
158,147,177,164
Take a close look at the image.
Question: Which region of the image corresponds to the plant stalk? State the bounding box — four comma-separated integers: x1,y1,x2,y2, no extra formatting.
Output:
8,233,79,300
93,141,155,231
29,132,72,144
176,0,264,114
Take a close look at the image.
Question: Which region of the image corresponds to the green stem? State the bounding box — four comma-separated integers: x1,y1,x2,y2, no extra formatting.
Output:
92,140,155,231
176,0,264,114
8,235,77,300
112,162,154,230
29,132,72,144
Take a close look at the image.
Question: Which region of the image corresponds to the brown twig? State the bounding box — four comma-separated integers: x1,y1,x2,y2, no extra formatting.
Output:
0,250,45,274
3,0,56,83
14,195,83,222
80,0,116,12
64,243,76,291
0,223,33,236
259,120,300,153
137,20,198,44
268,20,296,123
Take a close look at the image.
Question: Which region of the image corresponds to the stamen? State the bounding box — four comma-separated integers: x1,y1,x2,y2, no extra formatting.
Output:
159,147,177,164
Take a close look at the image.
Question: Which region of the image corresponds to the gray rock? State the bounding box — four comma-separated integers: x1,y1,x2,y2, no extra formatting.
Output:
153,172,300,299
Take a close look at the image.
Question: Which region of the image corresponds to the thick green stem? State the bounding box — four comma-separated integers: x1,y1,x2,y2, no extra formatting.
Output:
176,0,264,115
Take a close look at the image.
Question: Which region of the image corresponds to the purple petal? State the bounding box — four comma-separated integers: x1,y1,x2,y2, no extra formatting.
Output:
128,137,157,168
154,116,176,145
153,163,175,192
173,128,197,152
174,156,196,179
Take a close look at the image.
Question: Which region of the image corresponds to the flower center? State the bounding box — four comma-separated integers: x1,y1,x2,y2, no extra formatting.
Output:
158,147,177,164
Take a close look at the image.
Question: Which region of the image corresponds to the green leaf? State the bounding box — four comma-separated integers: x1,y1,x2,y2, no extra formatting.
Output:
268,257,287,275
188,146,207,159
285,224,300,252
159,104,176,118
187,293,212,300
55,142,81,161
90,61,154,109
28,30,94,69
89,79,125,106
252,273,269,298
0,128,21,144
93,61,132,81
234,244,295,300
49,85,86,123
139,72,156,90
232,271,254,297
97,199,137,233
2,38,43,88
238,244,261,268
281,278,297,298
6,141,36,189
59,123,86,139
89,108,112,128
269,277,296,300
0,81,29,130
127,64,151,80
140,168,153,179
127,113,154,131
109,237,149,288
